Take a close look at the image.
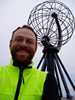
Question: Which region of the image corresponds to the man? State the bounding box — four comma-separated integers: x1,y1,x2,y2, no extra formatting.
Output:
0,25,59,100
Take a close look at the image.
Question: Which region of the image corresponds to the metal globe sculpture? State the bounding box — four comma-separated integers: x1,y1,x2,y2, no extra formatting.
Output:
28,0,75,49
28,1,75,99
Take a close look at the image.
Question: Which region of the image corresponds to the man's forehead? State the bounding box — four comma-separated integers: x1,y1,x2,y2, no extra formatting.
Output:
14,28,36,38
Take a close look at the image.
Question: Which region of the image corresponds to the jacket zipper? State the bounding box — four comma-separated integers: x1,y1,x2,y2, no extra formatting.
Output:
14,68,23,100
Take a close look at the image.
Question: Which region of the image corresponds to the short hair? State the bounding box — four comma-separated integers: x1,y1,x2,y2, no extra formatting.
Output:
11,25,37,42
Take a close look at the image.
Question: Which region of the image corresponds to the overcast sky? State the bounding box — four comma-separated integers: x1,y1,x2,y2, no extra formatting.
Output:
0,0,75,96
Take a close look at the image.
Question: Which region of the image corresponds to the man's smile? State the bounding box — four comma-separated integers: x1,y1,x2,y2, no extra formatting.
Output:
16,50,28,55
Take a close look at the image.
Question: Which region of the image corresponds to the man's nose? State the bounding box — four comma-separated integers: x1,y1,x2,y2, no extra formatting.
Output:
21,40,27,46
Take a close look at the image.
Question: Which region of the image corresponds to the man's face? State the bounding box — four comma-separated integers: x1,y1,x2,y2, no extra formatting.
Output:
10,28,37,65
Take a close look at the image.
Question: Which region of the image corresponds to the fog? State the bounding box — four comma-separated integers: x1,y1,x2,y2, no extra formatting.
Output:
0,0,75,96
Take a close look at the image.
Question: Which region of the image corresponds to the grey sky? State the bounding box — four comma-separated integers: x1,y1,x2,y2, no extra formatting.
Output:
0,0,75,96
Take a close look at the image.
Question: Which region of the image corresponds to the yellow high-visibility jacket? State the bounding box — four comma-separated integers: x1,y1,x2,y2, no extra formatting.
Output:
0,64,47,100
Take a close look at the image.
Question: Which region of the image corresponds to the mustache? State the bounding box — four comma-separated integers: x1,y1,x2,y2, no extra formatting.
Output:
14,46,31,53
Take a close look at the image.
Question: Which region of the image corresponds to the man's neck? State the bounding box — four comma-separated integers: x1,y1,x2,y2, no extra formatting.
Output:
13,59,32,70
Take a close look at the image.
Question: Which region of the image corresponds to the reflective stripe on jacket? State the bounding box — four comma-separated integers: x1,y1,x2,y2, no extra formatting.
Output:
0,64,47,100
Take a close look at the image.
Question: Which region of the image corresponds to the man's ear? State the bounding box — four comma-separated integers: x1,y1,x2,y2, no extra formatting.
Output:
9,40,12,48
35,42,37,52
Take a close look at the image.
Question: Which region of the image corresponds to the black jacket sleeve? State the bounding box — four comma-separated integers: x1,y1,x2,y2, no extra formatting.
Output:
42,73,61,100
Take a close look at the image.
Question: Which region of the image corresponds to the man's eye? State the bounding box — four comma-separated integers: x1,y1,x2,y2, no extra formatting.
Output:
15,38,23,42
27,39,34,44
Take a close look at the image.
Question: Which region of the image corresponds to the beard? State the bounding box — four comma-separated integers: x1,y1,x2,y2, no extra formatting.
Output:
10,46,35,68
